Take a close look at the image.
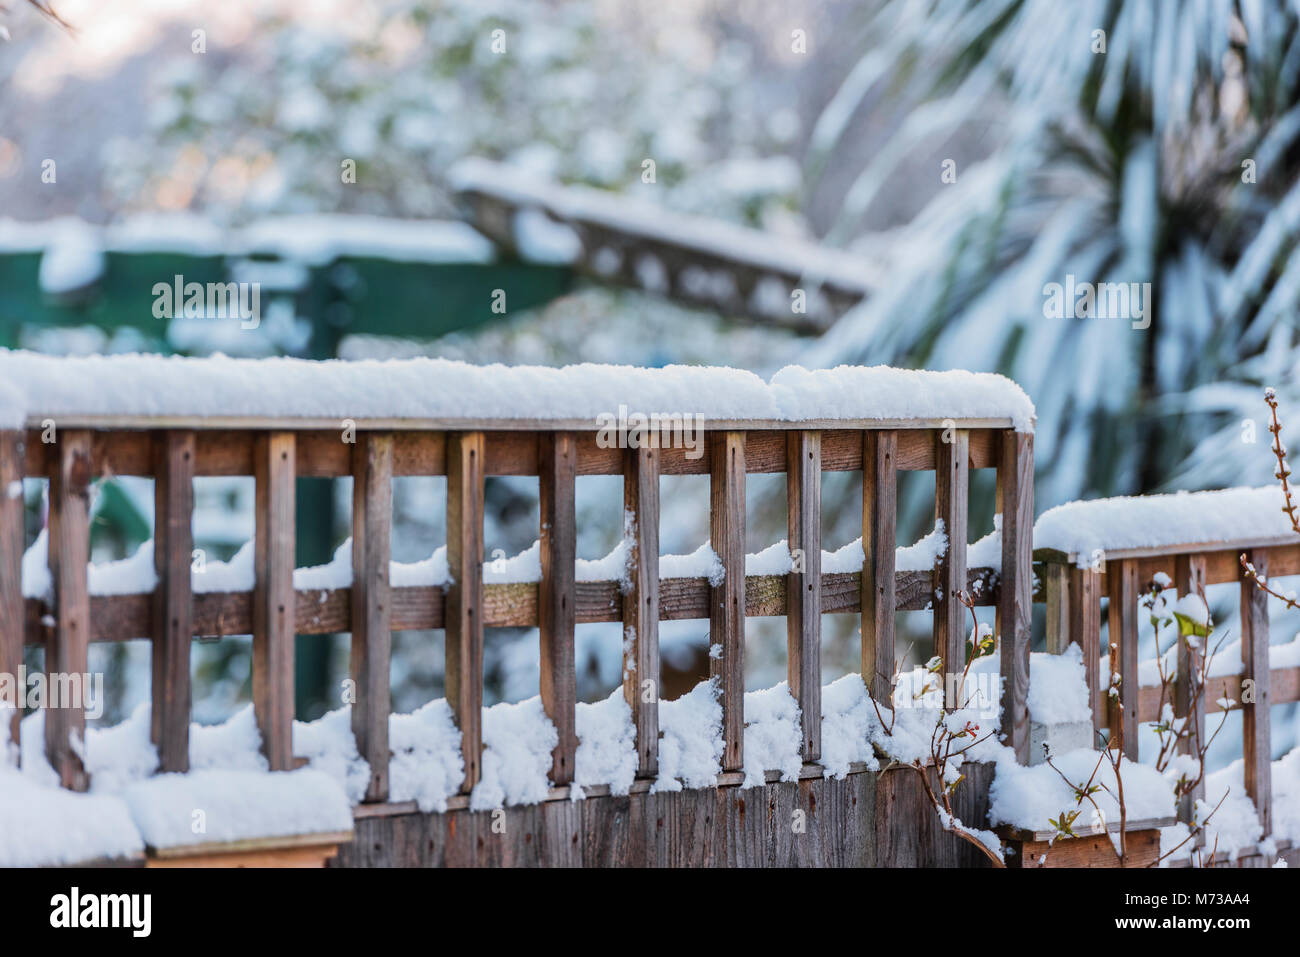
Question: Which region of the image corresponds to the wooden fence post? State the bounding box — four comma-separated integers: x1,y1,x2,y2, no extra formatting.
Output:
862,431,897,702
351,432,393,801
786,430,821,762
710,431,746,772
253,431,297,771
935,429,970,674
998,430,1032,763
541,432,578,785
1240,549,1272,835
46,429,92,791
0,430,24,756
623,441,660,778
1107,559,1139,760
1069,565,1103,733
1174,553,1207,827
152,430,195,773
447,431,485,793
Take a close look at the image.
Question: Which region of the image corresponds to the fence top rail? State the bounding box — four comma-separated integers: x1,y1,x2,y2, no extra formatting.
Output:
1033,486,1298,566
0,351,1037,434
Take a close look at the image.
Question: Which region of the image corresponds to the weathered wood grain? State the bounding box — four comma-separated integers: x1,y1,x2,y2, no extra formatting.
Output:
710,431,746,772
446,431,485,793
253,431,297,771
934,429,969,673
998,430,1032,763
1174,553,1207,827
786,431,821,761
0,430,24,754
152,430,195,773
351,433,393,801
1068,565,1103,733
862,431,897,701
540,432,578,785
623,442,660,778
1107,559,1139,759
45,430,92,791
1240,549,1272,835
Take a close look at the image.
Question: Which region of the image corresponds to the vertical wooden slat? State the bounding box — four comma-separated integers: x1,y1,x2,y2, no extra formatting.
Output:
253,431,296,771
1174,553,1207,826
934,429,970,672
862,431,897,702
786,430,821,762
541,432,578,784
1106,559,1139,760
0,430,24,756
998,430,1033,763
710,431,746,772
1043,563,1070,655
622,441,659,778
446,431,485,793
1069,566,1103,732
152,430,195,773
1240,549,1271,835
45,429,91,791
351,432,393,802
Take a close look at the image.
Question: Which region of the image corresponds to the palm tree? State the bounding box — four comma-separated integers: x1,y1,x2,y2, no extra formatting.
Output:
805,0,1300,511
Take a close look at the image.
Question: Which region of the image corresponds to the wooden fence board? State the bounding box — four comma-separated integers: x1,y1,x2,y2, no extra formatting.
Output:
862,431,897,701
253,431,297,771
540,432,578,785
1174,553,1207,826
998,431,1033,762
351,433,393,801
623,443,661,778
786,431,821,761
45,430,92,791
934,430,970,672
710,431,746,772
446,432,485,793
1241,549,1272,835
152,430,195,773
1107,559,1139,760
0,431,24,754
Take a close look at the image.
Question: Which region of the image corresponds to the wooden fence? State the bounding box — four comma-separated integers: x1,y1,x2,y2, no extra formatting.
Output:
1038,535,1300,843
0,417,1033,798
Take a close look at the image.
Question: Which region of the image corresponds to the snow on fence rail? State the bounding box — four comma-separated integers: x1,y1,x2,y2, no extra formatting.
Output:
0,352,1036,802
1034,487,1300,844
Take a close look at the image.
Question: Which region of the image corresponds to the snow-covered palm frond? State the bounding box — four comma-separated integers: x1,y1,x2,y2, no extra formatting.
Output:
809,0,1300,509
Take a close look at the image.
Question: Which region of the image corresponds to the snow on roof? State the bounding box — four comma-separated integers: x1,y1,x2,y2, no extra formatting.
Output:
0,351,1036,430
1034,486,1299,565
450,157,881,291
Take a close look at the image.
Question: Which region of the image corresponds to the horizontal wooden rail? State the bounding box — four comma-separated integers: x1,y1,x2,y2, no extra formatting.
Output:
20,567,1009,645
20,426,1004,480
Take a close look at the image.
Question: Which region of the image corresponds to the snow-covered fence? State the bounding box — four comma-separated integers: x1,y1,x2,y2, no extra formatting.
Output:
1034,488,1300,845
0,354,1036,819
